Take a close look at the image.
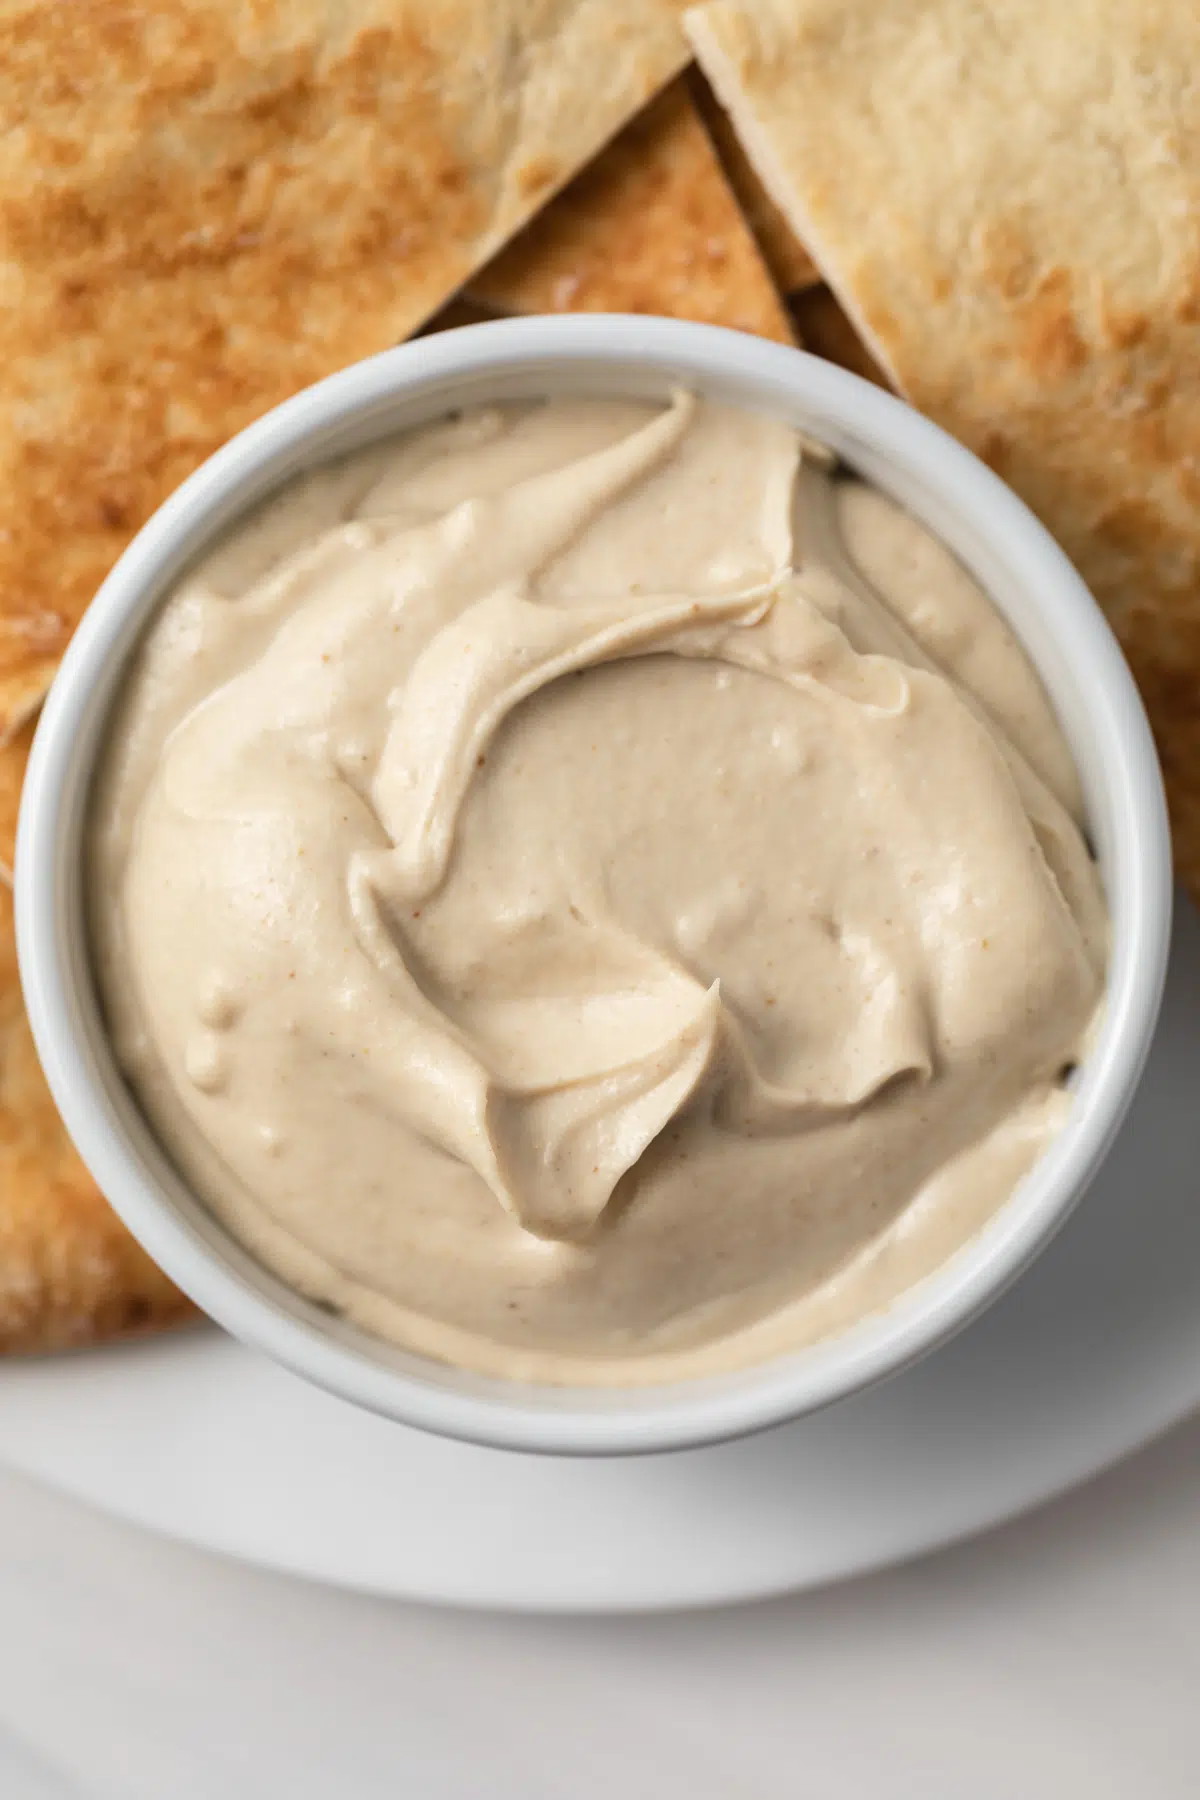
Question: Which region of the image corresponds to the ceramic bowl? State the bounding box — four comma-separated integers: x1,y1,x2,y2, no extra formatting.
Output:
16,316,1173,1453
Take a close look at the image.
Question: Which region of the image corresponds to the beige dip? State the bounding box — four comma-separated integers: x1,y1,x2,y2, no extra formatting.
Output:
89,395,1107,1384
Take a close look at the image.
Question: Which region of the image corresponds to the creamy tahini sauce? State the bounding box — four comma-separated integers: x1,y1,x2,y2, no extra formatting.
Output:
88,396,1107,1383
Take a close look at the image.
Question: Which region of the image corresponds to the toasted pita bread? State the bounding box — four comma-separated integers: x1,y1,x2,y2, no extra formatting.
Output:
0,717,32,889
0,666,54,756
687,70,818,294
0,0,690,742
687,0,1200,899
0,882,195,1352
469,78,794,341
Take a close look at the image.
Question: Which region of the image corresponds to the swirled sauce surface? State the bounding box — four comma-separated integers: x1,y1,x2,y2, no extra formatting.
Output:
88,396,1106,1382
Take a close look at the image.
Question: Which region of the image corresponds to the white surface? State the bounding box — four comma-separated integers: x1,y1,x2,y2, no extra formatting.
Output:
19,317,1172,1454
2,893,1198,1613
0,1420,1197,1799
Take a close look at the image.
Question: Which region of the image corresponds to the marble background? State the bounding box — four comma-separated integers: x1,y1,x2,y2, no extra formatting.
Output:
1,1413,1196,1799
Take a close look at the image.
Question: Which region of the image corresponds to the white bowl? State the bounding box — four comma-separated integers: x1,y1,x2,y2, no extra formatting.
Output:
16,316,1172,1455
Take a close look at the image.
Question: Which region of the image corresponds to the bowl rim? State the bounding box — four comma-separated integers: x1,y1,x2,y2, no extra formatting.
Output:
15,314,1173,1456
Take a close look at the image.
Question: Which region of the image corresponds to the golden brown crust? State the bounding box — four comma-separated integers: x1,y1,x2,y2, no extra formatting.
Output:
468,78,795,342
0,0,690,738
688,68,819,294
0,717,32,889
686,0,1200,899
0,668,54,756
0,883,196,1352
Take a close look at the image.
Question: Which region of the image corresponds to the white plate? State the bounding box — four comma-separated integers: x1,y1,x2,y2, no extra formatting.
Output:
2,894,1197,1614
